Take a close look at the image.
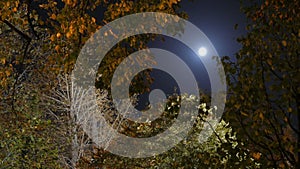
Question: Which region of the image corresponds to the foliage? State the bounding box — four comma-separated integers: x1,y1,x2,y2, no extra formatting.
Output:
222,0,299,168
0,1,62,165
77,94,257,168
0,90,61,168
0,0,187,168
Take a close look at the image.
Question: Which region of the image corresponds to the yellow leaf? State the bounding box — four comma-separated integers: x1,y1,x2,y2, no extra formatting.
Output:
50,35,55,41
259,112,264,120
168,0,179,7
56,33,61,38
69,25,74,33
13,7,17,12
50,14,56,20
79,25,85,34
65,0,72,5
158,4,164,10
92,17,96,23
0,58,5,65
282,40,287,47
241,112,248,117
5,70,11,76
234,104,241,109
66,32,71,38
125,6,130,12
6,2,10,7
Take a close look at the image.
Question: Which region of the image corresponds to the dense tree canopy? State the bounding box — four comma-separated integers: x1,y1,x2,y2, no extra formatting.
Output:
223,0,299,168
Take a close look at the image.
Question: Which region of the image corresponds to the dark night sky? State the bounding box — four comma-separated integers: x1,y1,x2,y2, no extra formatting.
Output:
181,0,247,57
136,0,248,109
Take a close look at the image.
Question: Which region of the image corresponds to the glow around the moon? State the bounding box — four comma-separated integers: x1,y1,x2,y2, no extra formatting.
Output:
198,47,207,56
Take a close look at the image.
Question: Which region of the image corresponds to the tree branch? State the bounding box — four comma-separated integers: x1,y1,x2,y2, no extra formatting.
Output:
1,19,32,42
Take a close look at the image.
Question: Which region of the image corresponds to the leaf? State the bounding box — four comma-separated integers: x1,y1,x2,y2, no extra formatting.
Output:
56,33,61,38
266,59,272,65
66,32,71,38
259,112,264,120
92,17,96,23
252,152,261,160
50,35,55,41
0,58,6,65
55,45,60,52
5,70,11,76
50,13,56,20
282,40,287,47
241,112,248,117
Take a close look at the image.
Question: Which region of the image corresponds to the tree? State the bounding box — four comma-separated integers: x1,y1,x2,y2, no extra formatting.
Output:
223,0,299,168
0,0,187,168
0,1,63,168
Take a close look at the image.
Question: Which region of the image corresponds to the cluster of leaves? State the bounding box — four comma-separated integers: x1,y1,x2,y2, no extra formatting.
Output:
144,96,259,169
0,90,61,168
222,0,299,168
76,94,258,168
0,1,64,167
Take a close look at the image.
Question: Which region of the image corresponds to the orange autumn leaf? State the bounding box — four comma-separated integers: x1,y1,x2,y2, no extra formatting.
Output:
66,32,72,38
56,32,62,38
5,70,11,76
0,58,6,65
282,40,287,47
92,17,96,23
55,45,60,52
50,35,55,41
50,13,56,20
252,152,261,160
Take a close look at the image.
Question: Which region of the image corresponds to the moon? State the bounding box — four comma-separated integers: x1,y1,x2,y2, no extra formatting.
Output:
198,47,207,56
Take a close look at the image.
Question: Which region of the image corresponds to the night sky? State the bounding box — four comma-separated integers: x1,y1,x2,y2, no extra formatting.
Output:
182,0,247,57
135,0,248,110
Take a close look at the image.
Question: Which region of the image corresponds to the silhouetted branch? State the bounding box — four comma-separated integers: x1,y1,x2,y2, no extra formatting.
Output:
1,19,32,42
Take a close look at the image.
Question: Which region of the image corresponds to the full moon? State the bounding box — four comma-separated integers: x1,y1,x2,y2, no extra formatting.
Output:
198,47,207,56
